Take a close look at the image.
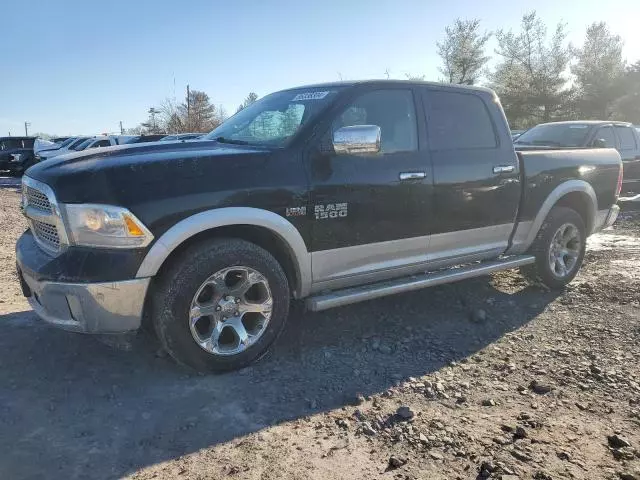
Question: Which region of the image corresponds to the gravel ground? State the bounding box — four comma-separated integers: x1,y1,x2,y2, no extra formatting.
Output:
0,177,639,480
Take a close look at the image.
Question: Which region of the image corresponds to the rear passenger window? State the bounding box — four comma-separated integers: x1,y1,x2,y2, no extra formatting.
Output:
424,90,497,150
615,126,637,151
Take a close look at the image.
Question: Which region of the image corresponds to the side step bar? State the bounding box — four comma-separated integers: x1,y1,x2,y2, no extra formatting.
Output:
306,255,535,312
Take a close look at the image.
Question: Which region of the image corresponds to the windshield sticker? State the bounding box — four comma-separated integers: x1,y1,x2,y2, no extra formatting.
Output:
292,91,329,101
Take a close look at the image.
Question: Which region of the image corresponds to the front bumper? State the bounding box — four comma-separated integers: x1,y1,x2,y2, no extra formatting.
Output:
17,265,150,334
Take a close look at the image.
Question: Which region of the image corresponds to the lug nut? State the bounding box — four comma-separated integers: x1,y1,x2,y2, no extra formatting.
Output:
215,306,221,311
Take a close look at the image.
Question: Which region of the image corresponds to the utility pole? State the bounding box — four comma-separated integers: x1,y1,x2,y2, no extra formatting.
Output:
119,121,124,135
24,122,31,136
186,84,190,131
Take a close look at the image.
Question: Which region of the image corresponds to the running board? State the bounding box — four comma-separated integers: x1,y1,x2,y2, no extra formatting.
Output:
306,255,535,312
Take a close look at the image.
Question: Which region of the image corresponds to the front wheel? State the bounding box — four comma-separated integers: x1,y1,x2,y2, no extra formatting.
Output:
523,206,586,289
152,238,290,372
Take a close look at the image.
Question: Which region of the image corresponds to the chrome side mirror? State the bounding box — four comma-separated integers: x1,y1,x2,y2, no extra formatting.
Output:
333,125,381,155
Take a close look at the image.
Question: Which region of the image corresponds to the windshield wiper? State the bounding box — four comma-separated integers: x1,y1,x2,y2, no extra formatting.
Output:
213,136,251,145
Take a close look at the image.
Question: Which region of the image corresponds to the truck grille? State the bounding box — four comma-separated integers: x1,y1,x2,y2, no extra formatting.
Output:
23,185,52,213
31,219,60,250
21,177,65,255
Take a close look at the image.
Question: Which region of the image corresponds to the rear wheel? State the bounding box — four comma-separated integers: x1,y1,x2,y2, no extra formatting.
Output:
152,238,290,372
523,206,586,289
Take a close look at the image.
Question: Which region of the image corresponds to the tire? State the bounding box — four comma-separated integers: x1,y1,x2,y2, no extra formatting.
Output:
152,238,290,372
523,206,586,289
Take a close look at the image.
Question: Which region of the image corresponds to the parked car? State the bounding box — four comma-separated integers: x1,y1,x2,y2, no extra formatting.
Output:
123,134,168,144
71,135,121,151
0,136,37,176
16,80,622,372
160,133,204,141
511,129,525,140
514,121,640,192
37,137,92,161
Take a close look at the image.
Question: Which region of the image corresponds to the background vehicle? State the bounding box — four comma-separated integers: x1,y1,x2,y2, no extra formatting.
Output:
510,129,525,140
71,135,126,151
514,121,640,192
160,133,204,141
16,81,622,373
37,137,90,161
124,134,167,144
51,137,71,144
0,136,37,175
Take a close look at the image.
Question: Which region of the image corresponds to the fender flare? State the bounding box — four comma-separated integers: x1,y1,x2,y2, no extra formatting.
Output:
136,207,312,298
515,180,598,252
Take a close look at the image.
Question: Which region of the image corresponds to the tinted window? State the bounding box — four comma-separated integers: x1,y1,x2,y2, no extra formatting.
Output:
616,126,637,151
515,123,591,147
425,90,496,150
594,127,616,147
333,89,417,154
68,137,88,149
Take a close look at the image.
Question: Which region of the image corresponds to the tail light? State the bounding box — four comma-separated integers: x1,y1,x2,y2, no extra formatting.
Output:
615,164,623,200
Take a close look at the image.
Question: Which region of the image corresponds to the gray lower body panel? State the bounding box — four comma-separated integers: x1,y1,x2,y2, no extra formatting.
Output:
20,268,150,333
307,255,535,312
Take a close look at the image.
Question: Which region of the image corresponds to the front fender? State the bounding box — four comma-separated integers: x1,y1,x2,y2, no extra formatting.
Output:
136,207,312,298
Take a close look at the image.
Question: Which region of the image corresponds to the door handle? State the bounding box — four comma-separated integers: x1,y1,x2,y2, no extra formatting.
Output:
399,171,426,181
493,165,515,174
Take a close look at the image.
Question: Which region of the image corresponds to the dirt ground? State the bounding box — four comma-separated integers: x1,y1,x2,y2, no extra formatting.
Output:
0,176,639,480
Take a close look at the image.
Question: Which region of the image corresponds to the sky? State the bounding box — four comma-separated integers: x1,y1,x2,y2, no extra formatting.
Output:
1,0,639,136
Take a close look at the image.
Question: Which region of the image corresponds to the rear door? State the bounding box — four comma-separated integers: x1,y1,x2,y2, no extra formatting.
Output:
420,87,520,263
308,87,434,288
614,125,640,184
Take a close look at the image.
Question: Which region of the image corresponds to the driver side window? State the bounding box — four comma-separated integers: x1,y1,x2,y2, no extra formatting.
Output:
332,89,418,154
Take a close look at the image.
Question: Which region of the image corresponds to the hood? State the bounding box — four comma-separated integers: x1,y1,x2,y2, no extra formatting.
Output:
26,140,273,204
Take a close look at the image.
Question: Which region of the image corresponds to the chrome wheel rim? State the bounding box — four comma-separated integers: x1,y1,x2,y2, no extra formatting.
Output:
189,266,273,356
548,223,581,278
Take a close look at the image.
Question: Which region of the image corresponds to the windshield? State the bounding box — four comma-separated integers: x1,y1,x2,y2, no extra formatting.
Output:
0,139,25,150
515,123,592,147
204,87,343,147
72,139,94,151
55,137,75,148
67,137,88,149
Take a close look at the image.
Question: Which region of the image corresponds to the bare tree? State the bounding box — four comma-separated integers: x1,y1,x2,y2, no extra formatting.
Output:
437,19,491,85
573,22,626,119
491,11,574,127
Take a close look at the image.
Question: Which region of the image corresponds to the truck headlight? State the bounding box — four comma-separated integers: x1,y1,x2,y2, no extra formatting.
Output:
64,204,153,248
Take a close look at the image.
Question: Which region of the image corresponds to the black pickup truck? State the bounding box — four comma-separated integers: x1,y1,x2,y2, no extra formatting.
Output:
16,80,622,372
0,136,37,176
